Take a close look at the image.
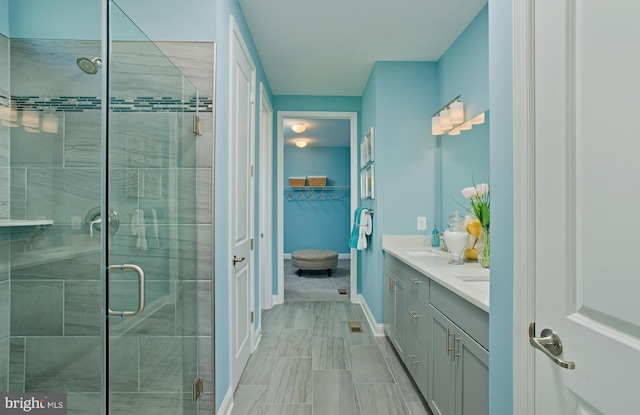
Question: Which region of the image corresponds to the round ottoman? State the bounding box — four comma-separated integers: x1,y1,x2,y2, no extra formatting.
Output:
291,249,339,277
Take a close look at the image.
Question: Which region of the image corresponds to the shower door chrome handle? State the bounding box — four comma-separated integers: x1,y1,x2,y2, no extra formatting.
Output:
107,264,146,317
233,255,246,265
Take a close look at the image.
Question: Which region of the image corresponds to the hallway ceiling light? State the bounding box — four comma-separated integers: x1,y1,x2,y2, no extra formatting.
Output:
291,123,306,133
295,139,308,148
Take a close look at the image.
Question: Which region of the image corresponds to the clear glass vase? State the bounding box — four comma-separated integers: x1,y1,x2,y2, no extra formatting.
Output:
477,227,490,268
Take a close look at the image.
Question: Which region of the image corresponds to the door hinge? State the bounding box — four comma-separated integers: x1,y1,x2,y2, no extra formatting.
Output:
251,238,254,250
251,311,254,323
250,164,254,177
250,93,255,104
192,378,203,402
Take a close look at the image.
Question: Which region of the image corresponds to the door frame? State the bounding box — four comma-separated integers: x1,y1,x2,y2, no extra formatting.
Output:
512,1,536,413
259,82,274,310
275,111,359,305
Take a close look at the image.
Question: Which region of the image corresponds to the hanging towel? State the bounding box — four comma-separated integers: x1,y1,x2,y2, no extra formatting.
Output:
151,208,160,248
349,208,372,250
130,209,148,251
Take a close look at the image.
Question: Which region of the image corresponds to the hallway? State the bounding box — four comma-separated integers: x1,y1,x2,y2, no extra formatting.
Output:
230,301,433,415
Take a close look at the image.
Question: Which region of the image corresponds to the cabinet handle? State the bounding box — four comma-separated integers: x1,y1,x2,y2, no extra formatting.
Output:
452,337,461,362
408,310,420,319
408,277,421,284
446,328,454,356
390,278,397,292
408,354,421,365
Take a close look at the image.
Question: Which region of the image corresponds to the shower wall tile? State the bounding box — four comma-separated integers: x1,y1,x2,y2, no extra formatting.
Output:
67,393,101,415
24,336,101,392
11,280,63,336
197,224,213,280
139,336,194,393
0,167,8,219
0,232,8,280
64,281,101,336
0,34,9,94
177,280,213,336
10,40,101,97
24,167,101,224
10,168,26,220
9,338,25,392
109,112,177,169
155,42,215,96
0,281,9,338
109,337,139,392
64,111,101,167
0,337,7,392
11,125,64,167
0,125,8,168
109,392,188,415
197,168,213,224
11,250,100,281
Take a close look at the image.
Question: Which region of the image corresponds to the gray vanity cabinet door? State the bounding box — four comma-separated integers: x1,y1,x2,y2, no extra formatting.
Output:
455,328,489,415
383,268,406,354
428,307,456,415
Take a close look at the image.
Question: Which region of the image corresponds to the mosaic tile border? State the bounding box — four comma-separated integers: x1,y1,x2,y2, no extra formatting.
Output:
9,95,213,113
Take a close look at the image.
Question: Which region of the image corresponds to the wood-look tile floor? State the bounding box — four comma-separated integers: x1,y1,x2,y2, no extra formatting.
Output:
230,301,433,415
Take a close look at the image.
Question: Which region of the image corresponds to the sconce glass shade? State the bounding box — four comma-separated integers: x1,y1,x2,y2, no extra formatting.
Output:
291,123,306,133
471,112,485,125
459,121,472,131
42,113,59,134
448,126,461,136
431,115,444,135
439,108,452,131
450,100,464,125
295,139,307,148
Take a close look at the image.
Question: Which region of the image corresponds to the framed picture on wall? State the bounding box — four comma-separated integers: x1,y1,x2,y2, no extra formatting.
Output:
360,169,369,199
360,127,375,168
366,165,375,199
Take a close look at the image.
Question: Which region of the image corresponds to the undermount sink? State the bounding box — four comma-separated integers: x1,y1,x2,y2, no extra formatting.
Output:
404,250,440,257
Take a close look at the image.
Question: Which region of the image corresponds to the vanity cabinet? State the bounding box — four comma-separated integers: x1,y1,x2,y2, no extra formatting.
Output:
383,253,488,415
384,267,406,354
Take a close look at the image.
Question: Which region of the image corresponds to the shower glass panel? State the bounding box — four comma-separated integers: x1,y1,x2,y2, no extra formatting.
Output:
107,3,199,414
1,1,201,413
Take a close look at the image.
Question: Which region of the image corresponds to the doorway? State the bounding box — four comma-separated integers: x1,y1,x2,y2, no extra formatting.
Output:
275,111,358,305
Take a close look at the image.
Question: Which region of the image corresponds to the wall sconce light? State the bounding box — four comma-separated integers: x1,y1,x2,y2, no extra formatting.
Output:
21,110,41,133
291,123,306,133
42,112,59,134
0,106,18,127
432,95,463,135
295,139,308,148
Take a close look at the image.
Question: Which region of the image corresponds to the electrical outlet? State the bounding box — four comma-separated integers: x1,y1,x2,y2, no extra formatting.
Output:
417,216,427,230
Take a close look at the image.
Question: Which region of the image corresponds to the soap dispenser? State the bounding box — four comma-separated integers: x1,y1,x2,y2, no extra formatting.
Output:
431,225,440,247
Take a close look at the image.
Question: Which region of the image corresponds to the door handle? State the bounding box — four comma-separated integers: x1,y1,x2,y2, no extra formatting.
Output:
233,255,246,265
107,264,145,317
408,310,420,319
528,322,575,369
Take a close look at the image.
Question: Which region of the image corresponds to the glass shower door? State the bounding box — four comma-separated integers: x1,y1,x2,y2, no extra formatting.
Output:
106,3,200,414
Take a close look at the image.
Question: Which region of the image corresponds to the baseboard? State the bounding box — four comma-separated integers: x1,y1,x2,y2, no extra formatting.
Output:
218,387,234,415
355,294,385,337
253,322,262,351
273,294,283,306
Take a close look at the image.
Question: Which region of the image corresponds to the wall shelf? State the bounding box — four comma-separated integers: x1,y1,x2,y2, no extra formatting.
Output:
285,186,350,201
0,220,53,228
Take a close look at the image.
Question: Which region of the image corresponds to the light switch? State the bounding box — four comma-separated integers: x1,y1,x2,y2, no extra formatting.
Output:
417,216,427,230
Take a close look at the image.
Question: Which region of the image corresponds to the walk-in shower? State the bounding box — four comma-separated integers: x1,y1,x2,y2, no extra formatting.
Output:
0,1,214,414
76,56,103,74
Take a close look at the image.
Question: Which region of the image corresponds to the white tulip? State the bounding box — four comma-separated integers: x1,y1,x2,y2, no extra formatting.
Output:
461,186,477,199
475,183,489,196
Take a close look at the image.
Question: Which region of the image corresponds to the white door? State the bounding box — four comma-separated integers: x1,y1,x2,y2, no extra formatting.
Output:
531,1,640,413
229,17,255,389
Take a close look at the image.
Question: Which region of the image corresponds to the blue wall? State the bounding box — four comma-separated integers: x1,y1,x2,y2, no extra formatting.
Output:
7,0,101,39
284,146,351,254
360,61,439,323
436,4,490,230
488,0,514,413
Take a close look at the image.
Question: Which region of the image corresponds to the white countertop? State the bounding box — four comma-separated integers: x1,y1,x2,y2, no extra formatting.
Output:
381,235,490,313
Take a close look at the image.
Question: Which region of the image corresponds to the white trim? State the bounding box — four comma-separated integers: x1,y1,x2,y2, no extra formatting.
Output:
355,294,385,337
218,387,234,415
276,111,359,304
258,82,274,311
513,1,536,414
272,294,282,306
253,322,262,351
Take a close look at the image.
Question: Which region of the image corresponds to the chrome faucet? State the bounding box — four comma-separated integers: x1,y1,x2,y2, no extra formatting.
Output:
435,233,448,251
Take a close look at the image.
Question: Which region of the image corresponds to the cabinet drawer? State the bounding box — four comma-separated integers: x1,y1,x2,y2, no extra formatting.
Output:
430,281,489,351
404,333,429,398
404,266,430,302
385,254,405,276
406,294,430,350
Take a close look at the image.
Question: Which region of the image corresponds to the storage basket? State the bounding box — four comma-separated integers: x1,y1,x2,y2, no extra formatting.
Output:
308,176,327,187
289,177,306,187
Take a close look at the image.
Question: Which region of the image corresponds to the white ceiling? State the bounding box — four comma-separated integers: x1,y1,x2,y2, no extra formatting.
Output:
238,0,488,97
283,118,351,147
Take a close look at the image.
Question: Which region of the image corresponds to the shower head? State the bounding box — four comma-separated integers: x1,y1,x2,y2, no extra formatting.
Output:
77,57,102,75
